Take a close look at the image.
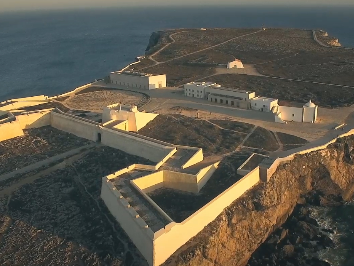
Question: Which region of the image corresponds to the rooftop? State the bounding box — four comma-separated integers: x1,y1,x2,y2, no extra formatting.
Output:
111,71,165,77
212,86,254,95
251,96,278,102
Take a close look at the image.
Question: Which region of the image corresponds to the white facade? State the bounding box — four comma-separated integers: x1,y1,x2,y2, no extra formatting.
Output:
184,82,220,99
250,97,279,112
110,71,166,90
273,100,318,123
227,59,244,69
206,87,255,101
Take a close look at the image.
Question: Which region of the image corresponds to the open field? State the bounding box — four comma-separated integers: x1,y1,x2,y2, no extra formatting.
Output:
138,114,246,156
0,146,152,266
205,74,354,108
129,28,354,107
148,152,251,222
151,28,257,62
0,127,91,175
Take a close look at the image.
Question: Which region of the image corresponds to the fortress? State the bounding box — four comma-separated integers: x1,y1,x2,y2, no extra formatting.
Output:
1,91,353,266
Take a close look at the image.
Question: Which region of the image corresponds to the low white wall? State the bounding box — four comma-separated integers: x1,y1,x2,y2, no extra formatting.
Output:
51,112,99,141
49,83,94,99
101,178,154,265
101,127,175,163
153,167,260,266
0,95,48,111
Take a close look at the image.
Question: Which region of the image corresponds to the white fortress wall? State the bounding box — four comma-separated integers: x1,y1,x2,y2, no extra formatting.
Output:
134,112,159,131
132,171,165,193
153,167,261,266
196,162,220,191
262,127,354,182
0,120,24,142
155,148,178,169
51,112,100,141
100,127,175,163
101,178,154,265
163,171,198,193
181,148,203,169
16,110,52,129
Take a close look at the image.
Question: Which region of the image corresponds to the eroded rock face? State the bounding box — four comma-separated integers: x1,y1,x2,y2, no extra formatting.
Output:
162,136,354,266
145,31,163,54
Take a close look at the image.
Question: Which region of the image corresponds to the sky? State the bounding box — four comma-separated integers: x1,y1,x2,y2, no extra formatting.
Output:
1,0,353,12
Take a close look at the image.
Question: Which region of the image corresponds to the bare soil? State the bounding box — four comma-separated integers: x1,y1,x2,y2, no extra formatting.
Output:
0,126,91,175
65,88,145,112
138,114,245,156
148,152,251,222
0,146,152,266
244,127,279,151
277,132,308,145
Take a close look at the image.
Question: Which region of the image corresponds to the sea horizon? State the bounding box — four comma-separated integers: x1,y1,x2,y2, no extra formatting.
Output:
1,5,353,101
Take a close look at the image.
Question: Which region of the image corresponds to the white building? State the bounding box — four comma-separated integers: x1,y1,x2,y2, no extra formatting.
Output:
184,82,220,99
110,71,166,90
250,97,279,112
102,103,158,131
227,59,244,69
273,100,318,123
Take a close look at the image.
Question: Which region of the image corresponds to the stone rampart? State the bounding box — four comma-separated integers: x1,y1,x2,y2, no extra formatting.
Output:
181,148,203,169
261,127,354,181
51,112,100,141
101,177,154,264
0,119,24,141
100,127,175,163
152,167,260,266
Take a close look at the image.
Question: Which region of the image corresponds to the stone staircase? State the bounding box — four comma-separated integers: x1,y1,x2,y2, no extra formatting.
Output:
112,171,168,232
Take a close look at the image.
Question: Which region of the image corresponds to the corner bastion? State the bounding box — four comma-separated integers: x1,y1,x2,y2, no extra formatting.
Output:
1,94,354,266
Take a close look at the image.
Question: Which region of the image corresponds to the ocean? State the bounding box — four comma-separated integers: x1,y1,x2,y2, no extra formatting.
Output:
0,5,353,101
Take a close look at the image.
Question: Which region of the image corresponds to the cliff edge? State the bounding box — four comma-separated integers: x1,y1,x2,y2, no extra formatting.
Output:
162,135,354,266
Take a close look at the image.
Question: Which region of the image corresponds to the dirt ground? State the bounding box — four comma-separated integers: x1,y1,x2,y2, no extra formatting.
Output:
0,126,91,175
0,146,151,266
138,114,245,156
129,28,354,107
64,88,144,112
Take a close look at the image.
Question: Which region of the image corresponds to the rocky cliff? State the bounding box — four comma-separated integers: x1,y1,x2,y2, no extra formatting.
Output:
162,135,354,266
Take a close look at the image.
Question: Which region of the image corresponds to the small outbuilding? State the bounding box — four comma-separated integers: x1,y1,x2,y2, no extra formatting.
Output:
227,59,244,69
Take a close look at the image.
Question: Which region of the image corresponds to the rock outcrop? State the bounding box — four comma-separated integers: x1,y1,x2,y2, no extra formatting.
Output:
162,135,354,266
145,31,163,54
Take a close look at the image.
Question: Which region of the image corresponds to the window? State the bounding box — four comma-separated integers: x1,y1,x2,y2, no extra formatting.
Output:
210,98,213,101
255,103,257,106
220,99,223,104
226,100,228,104
263,105,266,108
214,98,217,103
231,101,234,106
292,114,295,117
